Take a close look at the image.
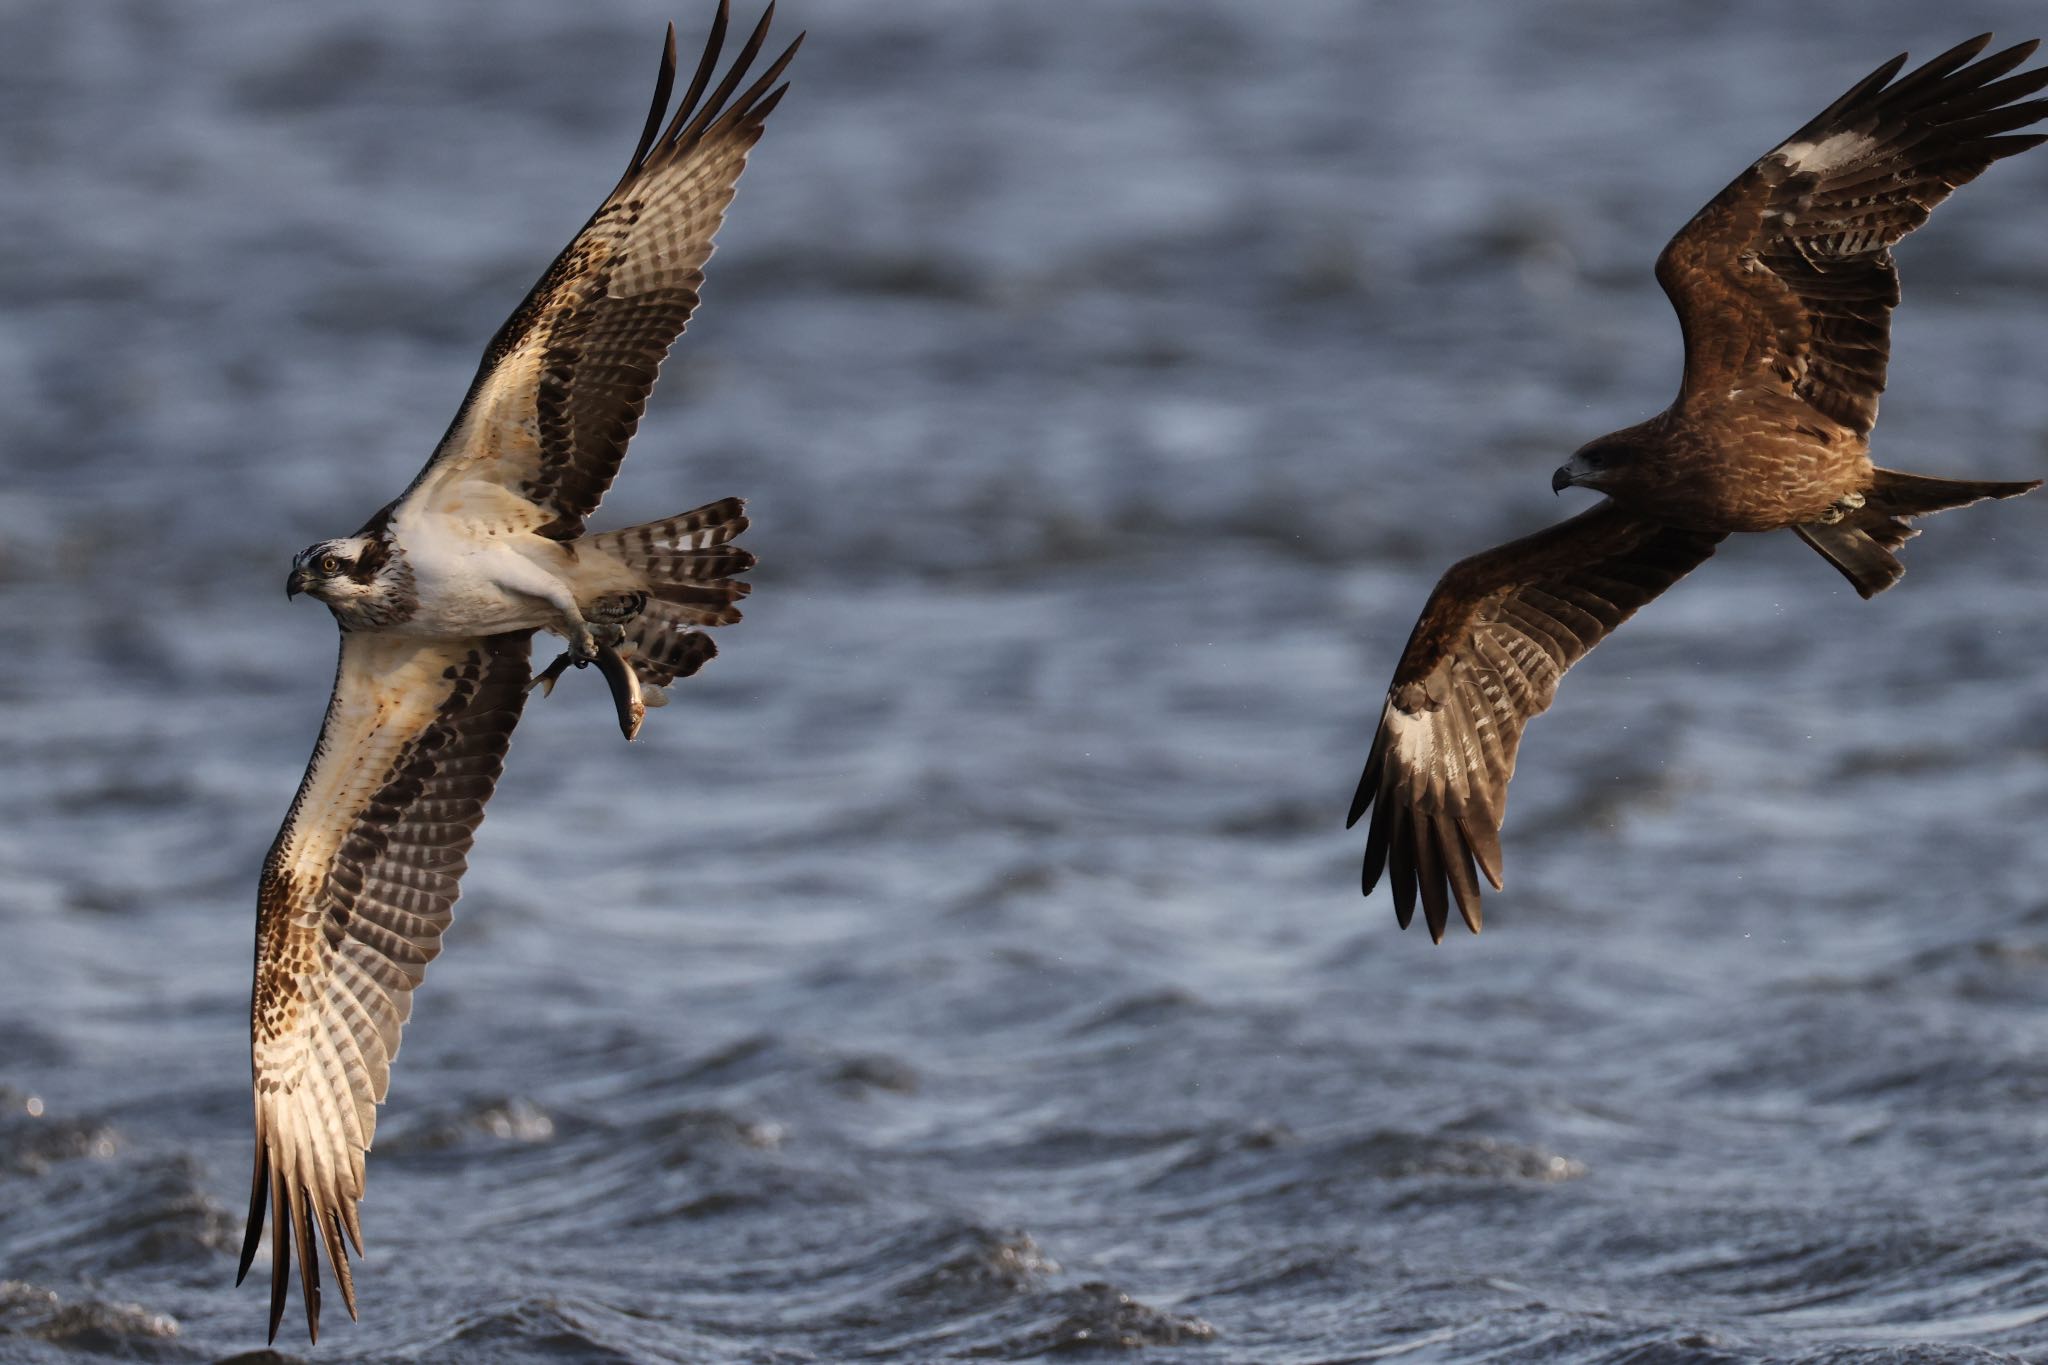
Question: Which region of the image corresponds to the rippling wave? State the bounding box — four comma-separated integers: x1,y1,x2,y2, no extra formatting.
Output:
5,0,2048,1360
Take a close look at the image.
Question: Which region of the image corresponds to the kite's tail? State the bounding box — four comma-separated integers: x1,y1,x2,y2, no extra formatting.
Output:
1794,468,2037,600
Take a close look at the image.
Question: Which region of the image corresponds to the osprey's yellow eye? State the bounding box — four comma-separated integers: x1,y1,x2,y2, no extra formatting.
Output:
320,556,341,574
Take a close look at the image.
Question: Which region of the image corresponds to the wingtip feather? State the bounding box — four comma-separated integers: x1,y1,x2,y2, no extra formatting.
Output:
266,1164,290,1343
627,24,682,178
1436,816,1485,937
1413,824,1451,944
1348,713,1389,829
680,2,779,145
237,1127,268,1287
1386,805,1419,930
1359,784,1394,899
659,0,732,152
1458,812,1506,892
1345,773,1372,830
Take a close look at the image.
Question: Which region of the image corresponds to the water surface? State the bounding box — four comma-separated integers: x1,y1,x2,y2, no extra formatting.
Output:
4,2,2048,1360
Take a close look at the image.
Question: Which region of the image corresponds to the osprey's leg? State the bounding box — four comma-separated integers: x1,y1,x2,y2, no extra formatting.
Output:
564,616,601,663
486,550,606,661
561,613,632,663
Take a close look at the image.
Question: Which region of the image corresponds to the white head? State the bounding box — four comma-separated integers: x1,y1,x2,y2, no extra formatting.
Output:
286,536,414,629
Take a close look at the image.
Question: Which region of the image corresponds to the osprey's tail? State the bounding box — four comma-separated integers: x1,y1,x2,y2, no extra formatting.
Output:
1794,468,2037,600
553,497,753,738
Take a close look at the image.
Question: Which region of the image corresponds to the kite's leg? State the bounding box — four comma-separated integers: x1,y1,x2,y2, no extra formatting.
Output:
1815,491,1867,524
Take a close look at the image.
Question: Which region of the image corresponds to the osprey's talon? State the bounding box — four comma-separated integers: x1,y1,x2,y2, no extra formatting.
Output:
250,0,792,1341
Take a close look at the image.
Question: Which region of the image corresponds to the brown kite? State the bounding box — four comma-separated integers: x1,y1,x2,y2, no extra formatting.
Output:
1349,37,2045,942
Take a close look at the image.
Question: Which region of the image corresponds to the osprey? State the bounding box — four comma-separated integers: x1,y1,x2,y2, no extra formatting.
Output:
1349,36,2045,942
238,6,799,1342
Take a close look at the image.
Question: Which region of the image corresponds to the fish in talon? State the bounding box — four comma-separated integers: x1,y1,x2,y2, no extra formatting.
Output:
594,643,647,741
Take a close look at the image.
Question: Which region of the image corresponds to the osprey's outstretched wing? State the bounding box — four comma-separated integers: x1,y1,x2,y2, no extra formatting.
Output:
1348,504,1722,941
1657,36,2048,434
401,4,801,538
239,632,531,1342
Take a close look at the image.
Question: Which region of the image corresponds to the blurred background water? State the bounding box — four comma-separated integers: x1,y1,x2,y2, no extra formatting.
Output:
4,1,2048,1361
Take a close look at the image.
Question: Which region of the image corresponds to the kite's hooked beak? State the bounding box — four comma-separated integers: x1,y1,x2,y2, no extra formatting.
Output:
1551,466,1573,495
286,567,312,600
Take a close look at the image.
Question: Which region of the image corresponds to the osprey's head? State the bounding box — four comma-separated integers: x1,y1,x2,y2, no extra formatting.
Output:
1553,431,1646,495
287,537,411,628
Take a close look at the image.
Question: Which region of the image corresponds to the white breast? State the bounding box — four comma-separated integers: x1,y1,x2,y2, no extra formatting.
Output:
389,500,573,638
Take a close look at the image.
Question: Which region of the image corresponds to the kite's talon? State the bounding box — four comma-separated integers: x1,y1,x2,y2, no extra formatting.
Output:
1817,491,1867,524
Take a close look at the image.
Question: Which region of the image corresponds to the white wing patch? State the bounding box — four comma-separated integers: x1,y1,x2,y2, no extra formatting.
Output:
1775,130,1876,173
1386,703,1437,770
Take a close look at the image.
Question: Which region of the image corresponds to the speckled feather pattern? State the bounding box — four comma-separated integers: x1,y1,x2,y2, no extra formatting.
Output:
244,632,530,1338
242,8,793,1344
1351,504,1722,940
407,7,799,543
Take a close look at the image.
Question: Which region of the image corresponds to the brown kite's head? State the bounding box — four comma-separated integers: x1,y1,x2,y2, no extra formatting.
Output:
1554,431,1649,495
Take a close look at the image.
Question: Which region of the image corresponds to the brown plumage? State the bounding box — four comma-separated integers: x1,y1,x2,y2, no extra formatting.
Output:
242,633,530,1340
418,6,799,544
1350,37,2045,940
240,7,795,1343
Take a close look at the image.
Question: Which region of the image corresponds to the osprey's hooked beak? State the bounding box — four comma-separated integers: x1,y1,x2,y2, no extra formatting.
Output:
1551,466,1574,495
286,567,313,600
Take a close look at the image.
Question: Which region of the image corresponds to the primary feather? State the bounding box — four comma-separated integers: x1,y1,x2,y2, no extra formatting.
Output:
243,8,797,1341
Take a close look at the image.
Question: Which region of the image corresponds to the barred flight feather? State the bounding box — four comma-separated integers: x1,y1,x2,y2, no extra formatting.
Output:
246,10,796,1338
1349,504,1723,942
240,632,531,1342
402,11,801,540
1657,35,2048,435
1352,37,2045,936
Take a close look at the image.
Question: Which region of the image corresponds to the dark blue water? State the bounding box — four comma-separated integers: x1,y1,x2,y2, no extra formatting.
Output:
5,2,2048,1360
